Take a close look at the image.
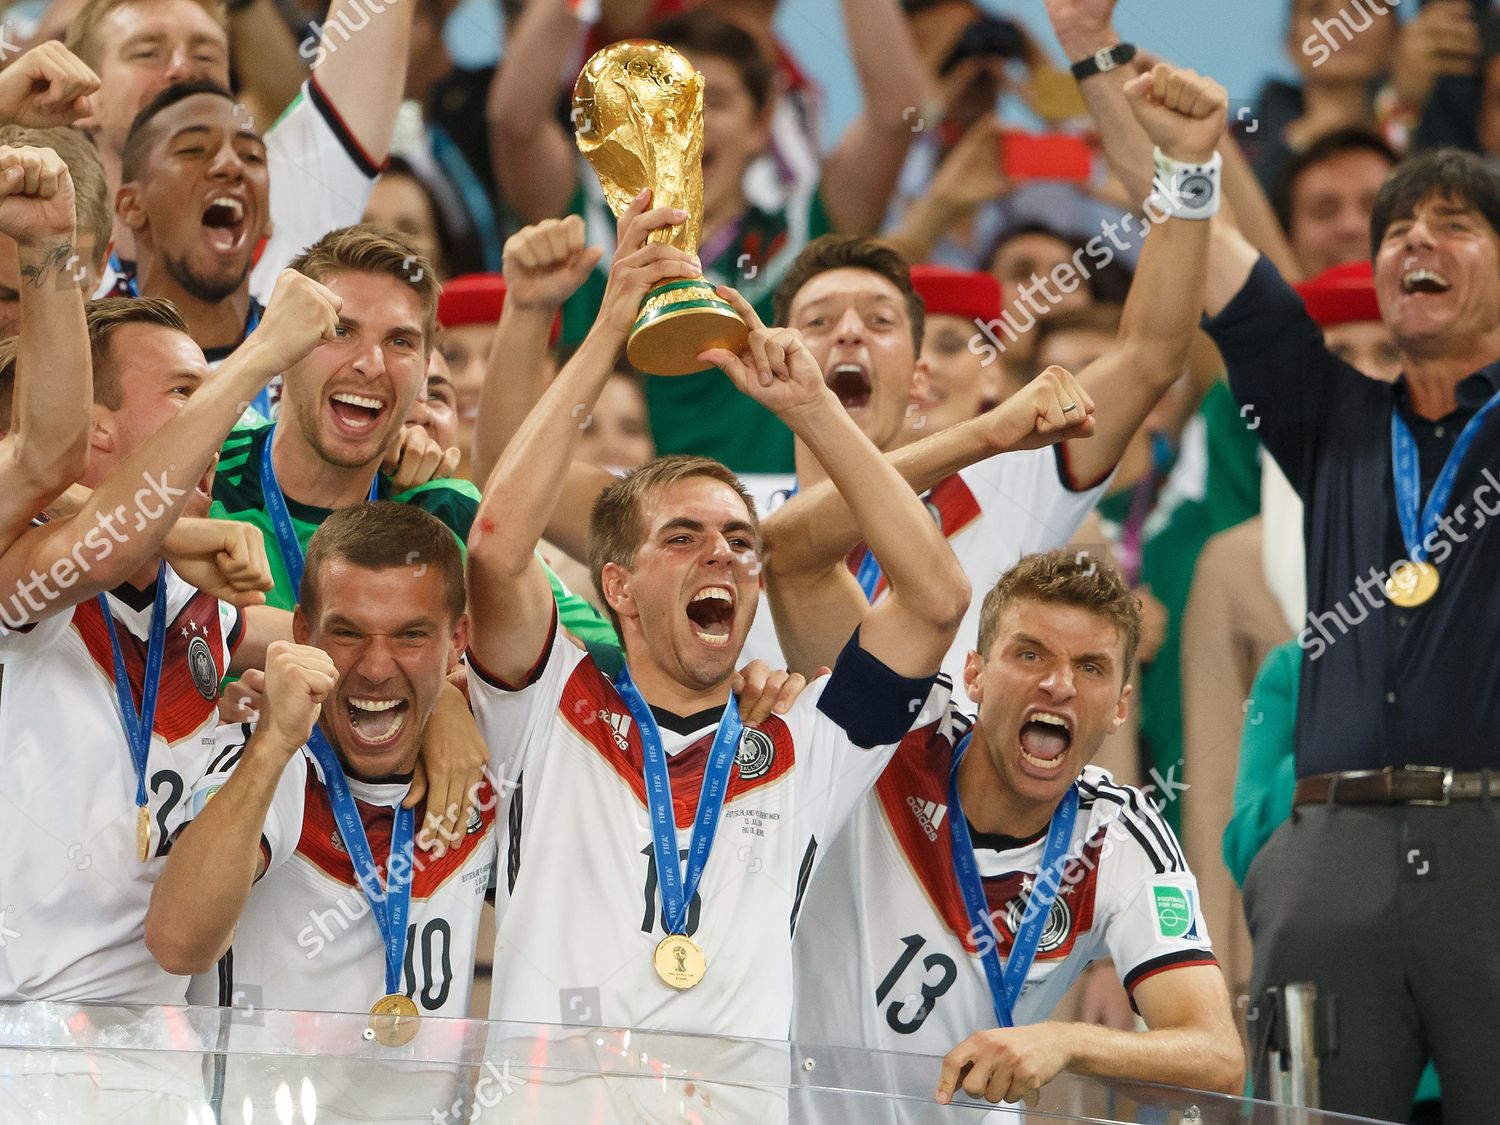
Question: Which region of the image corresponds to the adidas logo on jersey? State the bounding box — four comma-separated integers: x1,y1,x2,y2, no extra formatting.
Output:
601,711,632,752
906,796,947,841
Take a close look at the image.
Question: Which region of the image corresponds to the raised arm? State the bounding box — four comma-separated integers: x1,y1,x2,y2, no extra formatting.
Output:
147,641,337,975
762,366,1095,674
311,0,415,164
228,0,306,126
467,192,699,682
0,270,339,621
820,0,929,235
701,290,969,678
1045,0,1281,299
0,144,90,552
470,215,613,562
1062,65,1223,488
486,0,582,224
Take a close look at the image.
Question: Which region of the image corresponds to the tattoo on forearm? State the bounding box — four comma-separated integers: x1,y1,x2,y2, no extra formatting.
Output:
20,242,76,290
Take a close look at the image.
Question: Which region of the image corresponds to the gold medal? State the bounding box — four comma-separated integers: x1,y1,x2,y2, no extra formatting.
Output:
653,934,706,990
136,804,151,862
1385,560,1440,608
368,993,420,1047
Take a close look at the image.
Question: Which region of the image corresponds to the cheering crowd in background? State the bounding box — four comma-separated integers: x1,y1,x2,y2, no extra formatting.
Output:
0,0,1498,1120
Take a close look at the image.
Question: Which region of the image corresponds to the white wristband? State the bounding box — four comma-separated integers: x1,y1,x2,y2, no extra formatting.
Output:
1149,148,1222,220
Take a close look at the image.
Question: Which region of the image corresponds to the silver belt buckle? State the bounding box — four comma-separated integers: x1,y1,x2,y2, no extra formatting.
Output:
1408,765,1453,806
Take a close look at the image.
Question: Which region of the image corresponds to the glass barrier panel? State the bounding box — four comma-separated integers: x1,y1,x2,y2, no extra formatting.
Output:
0,1003,1391,1125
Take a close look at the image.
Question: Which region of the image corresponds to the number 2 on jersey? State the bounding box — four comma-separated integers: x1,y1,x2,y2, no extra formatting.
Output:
874,933,956,1034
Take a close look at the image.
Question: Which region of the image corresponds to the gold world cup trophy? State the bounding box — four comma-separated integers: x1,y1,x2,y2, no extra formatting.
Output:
573,41,748,376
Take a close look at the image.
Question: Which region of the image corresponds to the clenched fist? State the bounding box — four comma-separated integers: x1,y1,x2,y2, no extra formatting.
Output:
503,214,603,311
0,144,75,244
1123,64,1228,165
0,43,99,129
259,640,338,755
984,365,1096,452
246,268,343,373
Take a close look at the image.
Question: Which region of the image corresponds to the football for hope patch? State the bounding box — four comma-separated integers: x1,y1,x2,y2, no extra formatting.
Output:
1152,884,1197,939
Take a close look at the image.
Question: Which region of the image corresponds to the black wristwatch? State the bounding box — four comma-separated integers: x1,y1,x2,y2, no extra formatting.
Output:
1070,42,1137,81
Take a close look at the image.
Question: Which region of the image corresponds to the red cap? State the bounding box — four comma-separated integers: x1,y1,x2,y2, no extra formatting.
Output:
909,265,1002,326
438,273,507,328
1294,261,1381,327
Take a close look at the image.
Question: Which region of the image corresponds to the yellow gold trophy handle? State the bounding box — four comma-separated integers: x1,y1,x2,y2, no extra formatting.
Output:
573,40,749,376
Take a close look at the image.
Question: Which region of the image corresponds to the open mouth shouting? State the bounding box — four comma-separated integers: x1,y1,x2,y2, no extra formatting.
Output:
327,391,389,439
1401,267,1451,296
346,695,410,749
827,362,873,412
685,584,735,648
1018,709,1073,774
201,194,248,256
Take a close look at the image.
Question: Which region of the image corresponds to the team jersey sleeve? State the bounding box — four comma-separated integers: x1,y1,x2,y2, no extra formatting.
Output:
0,603,71,658
958,446,1109,556
1089,783,1218,1007
249,77,382,303
789,628,947,842
187,724,309,876
465,604,588,780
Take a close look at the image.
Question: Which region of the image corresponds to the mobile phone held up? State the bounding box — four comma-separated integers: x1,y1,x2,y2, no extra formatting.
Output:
999,132,1093,184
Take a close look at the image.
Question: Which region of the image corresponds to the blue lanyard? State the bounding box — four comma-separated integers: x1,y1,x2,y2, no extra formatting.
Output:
1391,385,1500,561
98,562,170,812
260,431,380,592
947,732,1079,1028
306,728,415,995
108,250,139,297
613,663,741,935
853,549,883,603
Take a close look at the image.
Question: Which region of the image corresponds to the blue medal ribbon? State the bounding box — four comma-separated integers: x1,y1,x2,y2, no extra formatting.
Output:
260,431,381,593
306,727,415,996
853,549,884,603
613,663,741,936
947,732,1080,1028
1390,385,1500,562
99,562,170,841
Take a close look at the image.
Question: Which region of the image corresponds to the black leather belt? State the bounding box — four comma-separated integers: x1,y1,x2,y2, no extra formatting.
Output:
1293,766,1493,809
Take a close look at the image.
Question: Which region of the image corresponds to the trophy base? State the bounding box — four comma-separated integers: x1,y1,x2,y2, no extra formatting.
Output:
627,280,749,377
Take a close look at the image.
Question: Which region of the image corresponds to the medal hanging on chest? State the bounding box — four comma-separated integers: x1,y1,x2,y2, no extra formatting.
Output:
613,663,741,991
99,564,169,865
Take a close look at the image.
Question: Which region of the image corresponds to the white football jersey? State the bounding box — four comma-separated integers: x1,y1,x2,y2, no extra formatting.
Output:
740,448,1107,687
0,569,240,1003
186,727,498,1018
249,77,382,305
793,709,1216,1057
185,726,498,1125
467,613,944,1040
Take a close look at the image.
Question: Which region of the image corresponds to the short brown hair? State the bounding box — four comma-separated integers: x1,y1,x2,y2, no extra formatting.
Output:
588,455,758,635
0,296,189,428
0,126,111,272
301,501,466,623
975,549,1143,680
65,0,227,69
290,223,439,350
773,235,925,353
